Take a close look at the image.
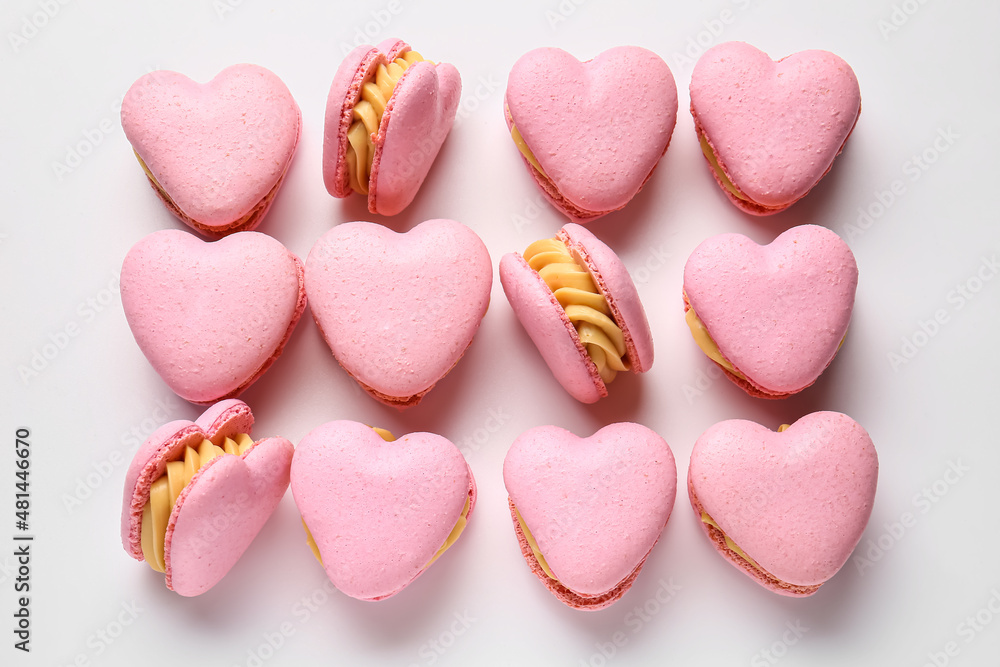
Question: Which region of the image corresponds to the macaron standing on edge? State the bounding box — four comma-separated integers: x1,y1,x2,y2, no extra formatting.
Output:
690,41,861,215
683,224,858,399
500,223,654,404
505,46,678,223
121,400,294,597
323,38,461,215
291,421,476,601
121,64,301,236
688,412,878,597
503,423,677,610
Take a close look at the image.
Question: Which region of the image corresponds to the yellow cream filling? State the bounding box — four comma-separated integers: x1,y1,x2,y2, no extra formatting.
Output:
513,506,556,580
301,426,472,570
684,305,745,379
510,123,547,177
140,432,255,573
698,133,749,202
345,49,425,195
524,237,629,384
700,511,763,572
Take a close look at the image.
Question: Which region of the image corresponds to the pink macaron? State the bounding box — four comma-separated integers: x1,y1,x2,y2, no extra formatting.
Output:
688,412,878,596
682,224,858,399
305,218,491,407
690,41,861,215
121,64,301,236
121,229,307,404
505,46,677,223
291,420,476,601
323,38,461,215
500,223,654,404
503,423,676,610
121,399,293,596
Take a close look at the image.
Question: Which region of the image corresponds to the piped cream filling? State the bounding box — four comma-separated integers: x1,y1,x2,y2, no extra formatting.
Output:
524,237,628,383
510,124,547,177
513,506,556,580
684,305,745,379
697,133,749,202
302,426,471,570
140,433,255,573
700,511,763,572
345,50,425,195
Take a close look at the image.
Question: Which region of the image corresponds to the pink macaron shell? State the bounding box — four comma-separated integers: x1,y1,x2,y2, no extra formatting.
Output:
499,252,605,404
505,46,677,219
291,421,475,601
305,219,491,406
368,61,461,215
120,229,306,404
683,224,857,396
121,64,300,232
561,223,654,373
688,413,878,592
504,424,676,605
192,398,254,441
376,38,410,61
690,42,860,211
165,435,293,596
323,45,385,198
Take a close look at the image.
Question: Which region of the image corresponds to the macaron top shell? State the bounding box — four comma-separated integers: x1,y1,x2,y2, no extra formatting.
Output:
121,64,300,231
690,42,860,209
688,412,878,588
503,424,676,598
305,219,491,405
683,224,857,395
120,229,306,404
505,46,677,218
291,421,475,601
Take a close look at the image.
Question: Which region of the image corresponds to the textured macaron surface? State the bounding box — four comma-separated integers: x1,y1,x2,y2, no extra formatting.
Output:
506,46,677,215
690,42,860,208
683,224,858,395
305,219,491,402
121,64,300,228
291,421,473,600
120,229,305,404
688,412,878,587
503,424,676,597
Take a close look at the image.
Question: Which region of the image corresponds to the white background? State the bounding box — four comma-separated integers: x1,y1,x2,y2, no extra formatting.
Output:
3,0,999,665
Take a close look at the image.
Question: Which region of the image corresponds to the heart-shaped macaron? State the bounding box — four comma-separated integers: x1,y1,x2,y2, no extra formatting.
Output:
690,42,861,215
121,229,306,404
291,420,476,601
688,412,878,596
305,219,491,407
505,46,678,223
503,423,677,610
324,38,461,215
683,224,858,398
121,399,293,596
121,64,301,235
